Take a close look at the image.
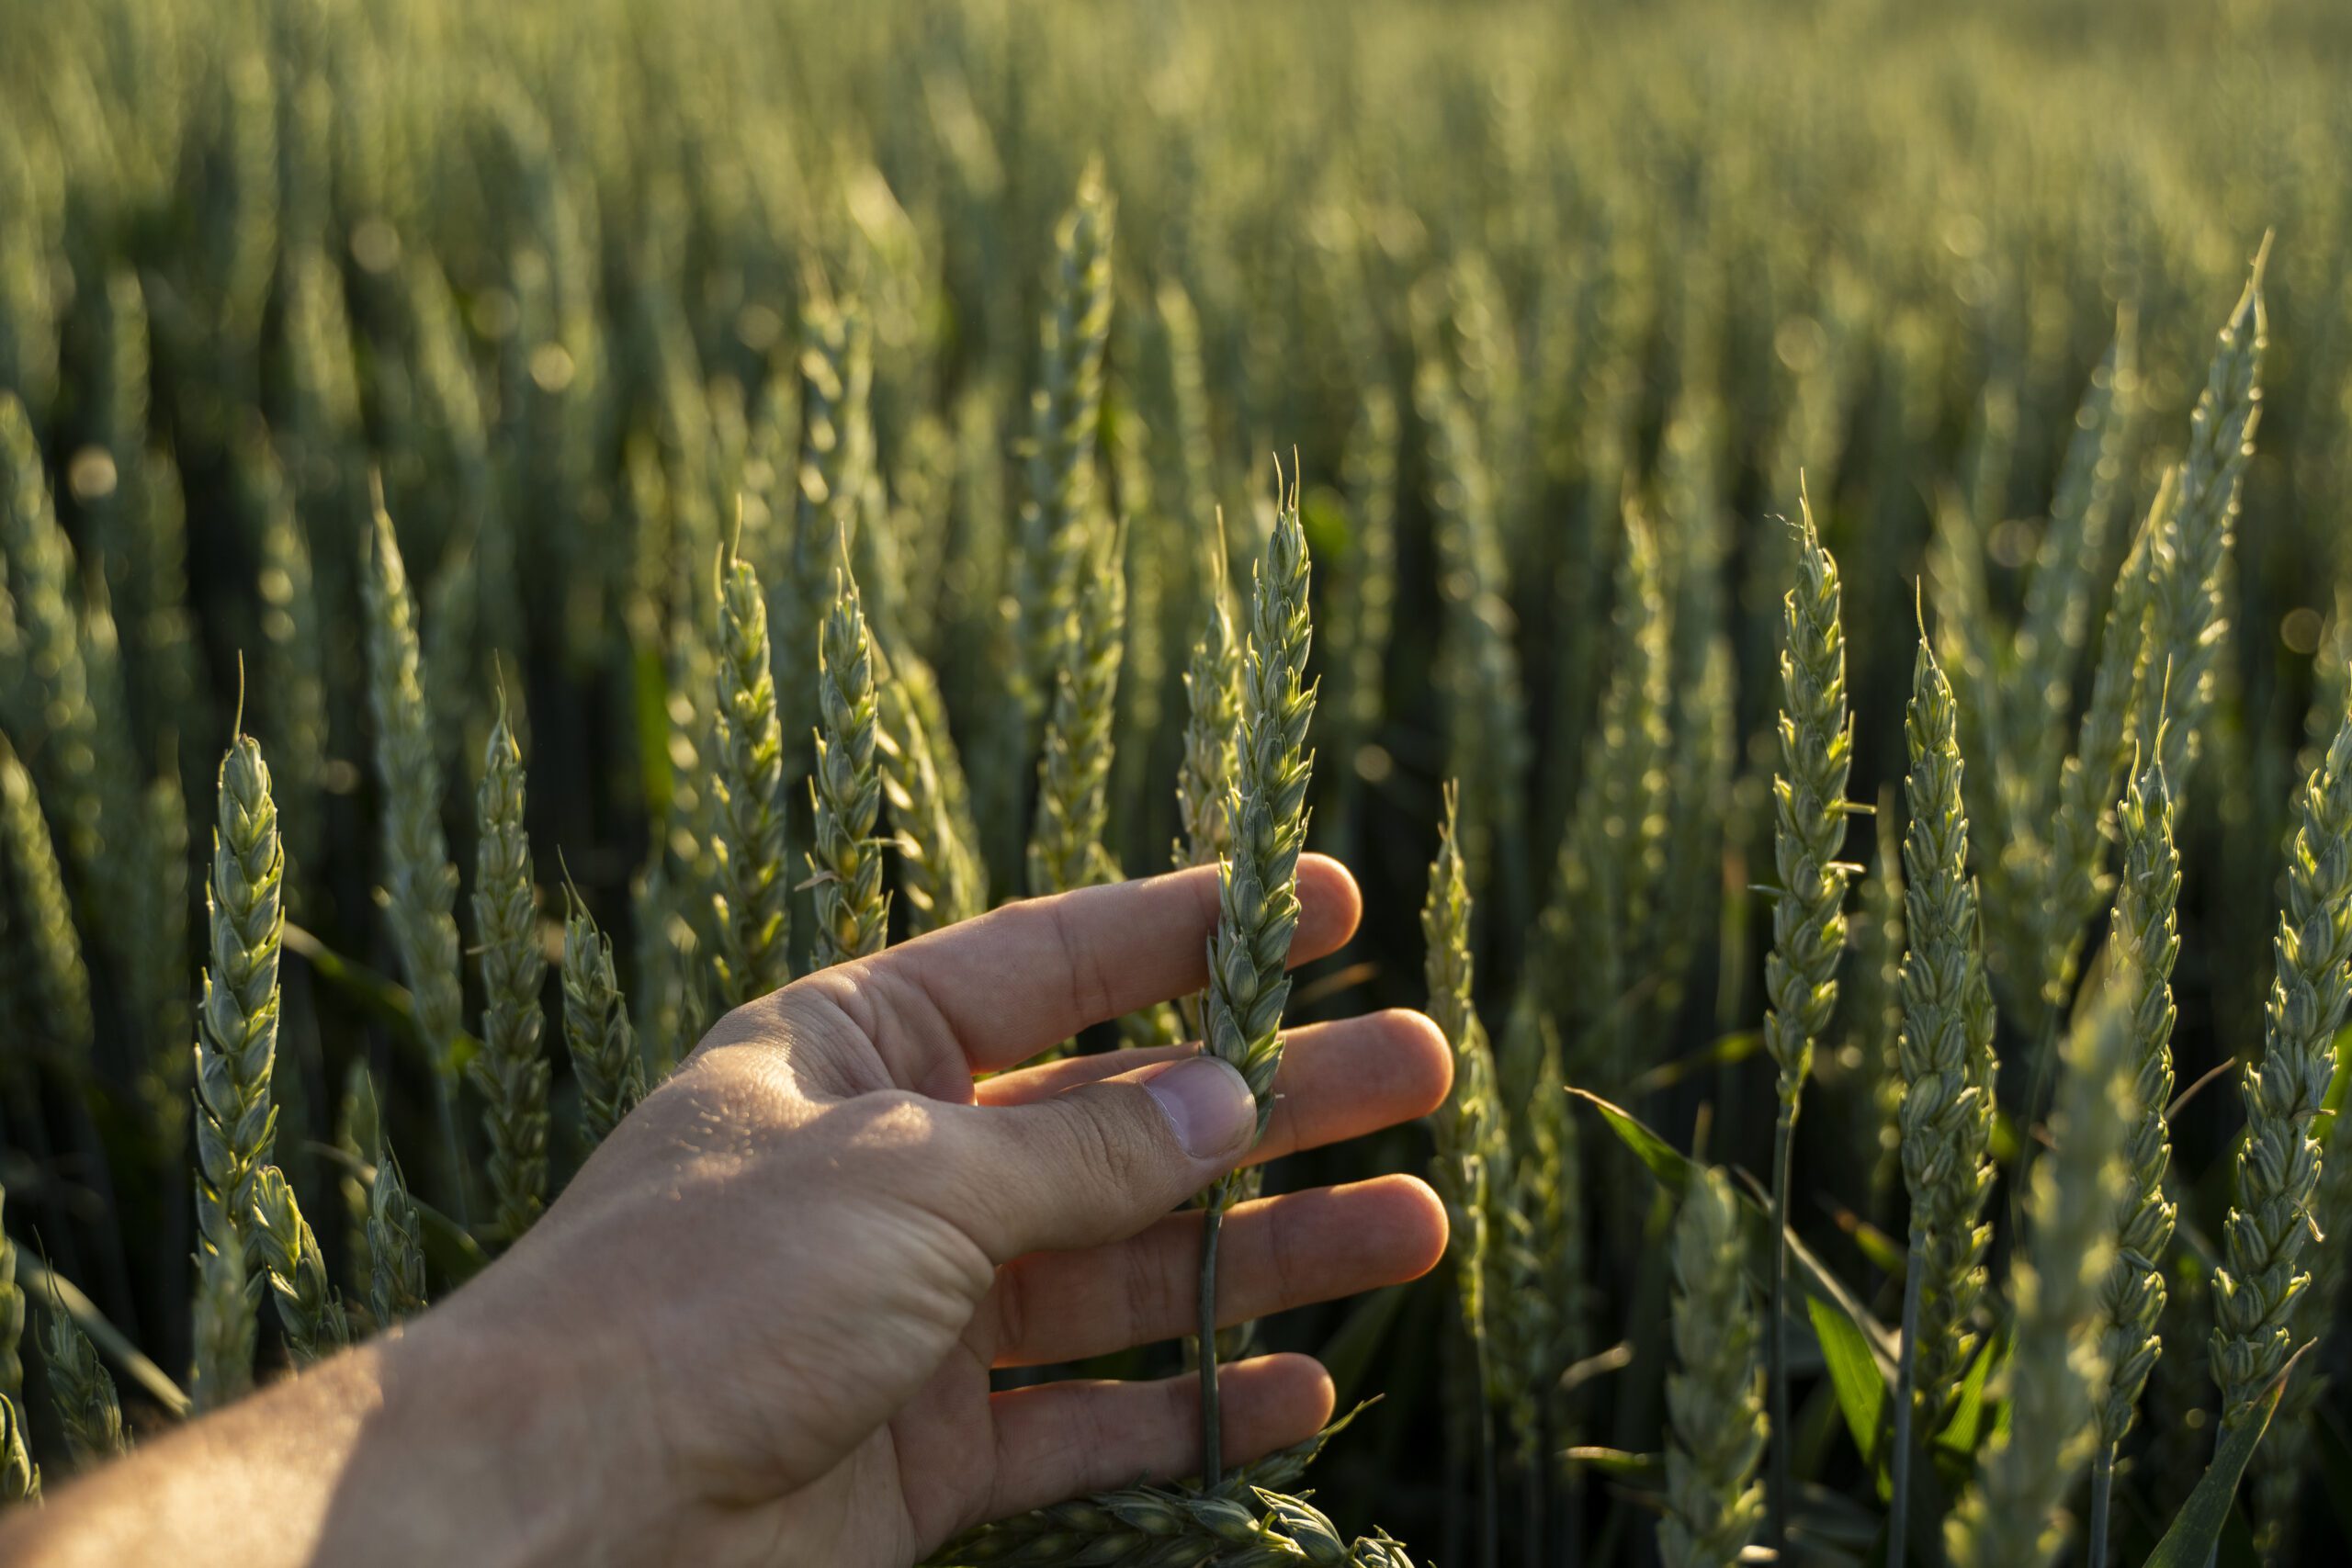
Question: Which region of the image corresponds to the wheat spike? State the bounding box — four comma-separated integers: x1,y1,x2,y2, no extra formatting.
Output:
1947,983,2134,1568
877,641,987,937
247,1164,350,1366
2211,685,2352,1423
811,560,890,966
1028,521,1128,898
1012,164,1115,734
711,548,791,1003
1657,1168,1767,1568
2095,754,2180,1449
0,734,91,1056
0,1392,38,1505
364,492,467,1072
561,880,645,1148
39,1278,127,1463
367,1149,428,1328
189,725,288,1411
470,690,550,1239
1895,635,1998,1404
1204,482,1316,1145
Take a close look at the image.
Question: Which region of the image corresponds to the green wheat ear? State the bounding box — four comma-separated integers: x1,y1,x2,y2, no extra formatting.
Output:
40,1275,127,1463
363,490,467,1075
810,559,889,967
0,1391,39,1504
1657,1168,1766,1568
1203,480,1316,1145
710,547,791,1004
561,874,645,1149
190,717,288,1413
2211,684,2352,1424
1947,981,2135,1568
470,687,550,1242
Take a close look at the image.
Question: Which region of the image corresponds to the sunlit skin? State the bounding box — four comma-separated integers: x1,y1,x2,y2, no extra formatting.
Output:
3,855,1451,1568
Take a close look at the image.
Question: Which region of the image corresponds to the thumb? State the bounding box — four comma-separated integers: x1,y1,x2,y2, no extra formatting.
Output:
933,1055,1258,1261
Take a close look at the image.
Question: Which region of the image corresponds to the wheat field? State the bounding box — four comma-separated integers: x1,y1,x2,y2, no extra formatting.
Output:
5,0,2352,1561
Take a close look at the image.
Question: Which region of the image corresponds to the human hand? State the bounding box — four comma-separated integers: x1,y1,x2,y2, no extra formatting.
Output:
7,856,1449,1568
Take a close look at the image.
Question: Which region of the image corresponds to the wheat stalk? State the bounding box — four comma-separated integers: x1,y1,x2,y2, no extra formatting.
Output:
1195,479,1316,1478
2210,686,2352,1424
811,561,890,966
1658,1167,1766,1568
471,690,550,1240
1946,982,2134,1568
1422,782,1508,1557
711,548,791,1004
1760,492,1851,1549
561,879,645,1148
1885,631,1997,1563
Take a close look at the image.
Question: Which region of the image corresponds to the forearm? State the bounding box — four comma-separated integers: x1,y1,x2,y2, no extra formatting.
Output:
0,1310,635,1568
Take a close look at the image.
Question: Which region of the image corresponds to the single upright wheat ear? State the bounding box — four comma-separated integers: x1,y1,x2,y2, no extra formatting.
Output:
1028,520,1128,899
471,690,550,1241
877,642,987,937
710,548,790,1004
561,879,645,1148
190,722,288,1413
2086,750,2180,1563
368,1149,429,1328
1012,164,1115,734
1947,982,2134,1568
1194,477,1316,1479
810,560,889,967
247,1164,350,1367
2211,685,2352,1424
1658,1167,1766,1568
40,1274,127,1463
1760,492,1851,1551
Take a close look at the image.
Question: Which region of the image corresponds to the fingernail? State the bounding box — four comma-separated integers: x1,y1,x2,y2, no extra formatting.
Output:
1141,1056,1255,1159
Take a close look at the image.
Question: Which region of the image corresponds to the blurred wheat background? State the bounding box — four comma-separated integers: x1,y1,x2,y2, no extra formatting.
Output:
6,0,2352,1561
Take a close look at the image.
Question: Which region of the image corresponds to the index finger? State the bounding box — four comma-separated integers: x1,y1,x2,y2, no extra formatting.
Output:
875,854,1360,1072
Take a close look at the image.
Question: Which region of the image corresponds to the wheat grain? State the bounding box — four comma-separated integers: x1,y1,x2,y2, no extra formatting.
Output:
470,691,550,1240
